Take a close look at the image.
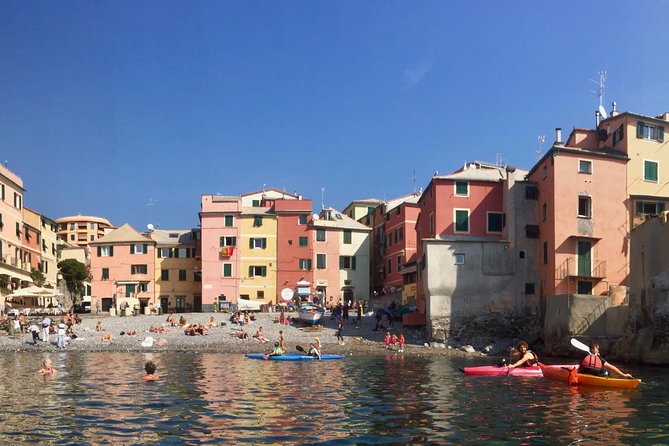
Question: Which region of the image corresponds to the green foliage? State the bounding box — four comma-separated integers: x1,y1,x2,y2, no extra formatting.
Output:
30,268,47,287
57,259,90,303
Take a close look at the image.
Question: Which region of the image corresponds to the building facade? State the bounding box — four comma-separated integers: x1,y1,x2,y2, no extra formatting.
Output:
152,229,200,314
56,215,114,247
0,164,31,292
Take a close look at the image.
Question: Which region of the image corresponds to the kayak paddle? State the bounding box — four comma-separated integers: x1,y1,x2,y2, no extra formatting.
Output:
296,345,306,353
570,338,591,354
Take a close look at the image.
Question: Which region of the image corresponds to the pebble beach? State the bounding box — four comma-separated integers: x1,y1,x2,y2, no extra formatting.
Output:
0,311,473,357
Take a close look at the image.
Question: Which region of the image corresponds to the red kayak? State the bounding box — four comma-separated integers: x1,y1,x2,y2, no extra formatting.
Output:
462,364,577,377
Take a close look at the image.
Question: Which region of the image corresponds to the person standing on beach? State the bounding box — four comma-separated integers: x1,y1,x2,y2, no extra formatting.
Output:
28,322,40,345
336,318,344,345
57,323,66,349
385,332,391,349
41,316,51,343
398,333,405,352
279,330,286,352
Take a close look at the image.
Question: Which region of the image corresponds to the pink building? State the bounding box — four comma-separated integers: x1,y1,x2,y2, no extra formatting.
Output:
528,128,629,297
199,195,242,311
90,224,156,313
0,164,31,291
381,195,421,294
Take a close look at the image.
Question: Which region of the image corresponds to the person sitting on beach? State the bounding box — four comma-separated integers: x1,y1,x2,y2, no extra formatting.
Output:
244,312,251,325
149,325,166,334
308,342,321,360
121,330,138,336
101,333,113,342
178,316,187,327
207,315,216,328
143,361,159,381
39,358,56,375
264,341,284,359
230,331,248,339
95,321,104,332
253,326,268,343
277,311,286,325
166,312,176,327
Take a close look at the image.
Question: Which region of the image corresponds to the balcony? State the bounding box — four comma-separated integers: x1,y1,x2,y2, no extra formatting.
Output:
556,257,607,280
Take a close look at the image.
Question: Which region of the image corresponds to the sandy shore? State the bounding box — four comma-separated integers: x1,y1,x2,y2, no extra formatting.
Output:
0,311,477,358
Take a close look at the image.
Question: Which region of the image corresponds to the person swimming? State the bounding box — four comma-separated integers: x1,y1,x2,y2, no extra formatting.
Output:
38,358,56,376
143,361,159,381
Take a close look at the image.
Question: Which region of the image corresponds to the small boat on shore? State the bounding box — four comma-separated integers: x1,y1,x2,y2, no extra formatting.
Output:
539,364,641,389
246,353,344,361
463,363,576,377
298,303,324,325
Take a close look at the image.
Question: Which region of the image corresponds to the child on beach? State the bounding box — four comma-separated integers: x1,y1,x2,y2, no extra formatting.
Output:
398,333,405,352
143,361,159,381
385,332,391,349
95,321,104,332
391,333,397,350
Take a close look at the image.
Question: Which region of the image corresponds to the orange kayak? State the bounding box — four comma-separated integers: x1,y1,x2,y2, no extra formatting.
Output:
539,364,641,389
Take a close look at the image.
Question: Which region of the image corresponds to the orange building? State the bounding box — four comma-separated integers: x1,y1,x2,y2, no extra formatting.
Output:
56,215,114,247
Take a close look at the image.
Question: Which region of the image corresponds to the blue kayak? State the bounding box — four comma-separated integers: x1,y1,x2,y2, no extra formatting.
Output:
245,353,344,361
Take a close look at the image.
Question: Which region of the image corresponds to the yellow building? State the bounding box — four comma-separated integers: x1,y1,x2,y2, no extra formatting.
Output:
239,207,277,304
152,229,200,313
24,208,59,288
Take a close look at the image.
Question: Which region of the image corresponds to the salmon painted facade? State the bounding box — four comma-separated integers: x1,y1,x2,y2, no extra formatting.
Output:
0,164,31,291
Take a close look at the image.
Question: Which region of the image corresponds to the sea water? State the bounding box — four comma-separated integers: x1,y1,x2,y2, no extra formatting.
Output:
0,352,666,445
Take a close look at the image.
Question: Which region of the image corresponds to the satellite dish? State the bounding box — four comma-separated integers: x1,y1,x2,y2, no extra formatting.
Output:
598,104,608,120
147,223,154,231
312,214,319,221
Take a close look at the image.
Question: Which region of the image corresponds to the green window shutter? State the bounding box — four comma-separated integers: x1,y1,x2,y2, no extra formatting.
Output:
339,256,344,269
143,244,148,254
249,238,254,249
223,264,232,277
249,266,254,277
232,237,237,246
225,215,233,227
130,244,135,254
110,246,114,256
97,246,101,257
262,238,267,249
219,237,224,247
455,210,469,232
636,202,643,213
659,203,666,213
352,256,357,270
658,126,665,142
637,121,644,138
262,266,267,276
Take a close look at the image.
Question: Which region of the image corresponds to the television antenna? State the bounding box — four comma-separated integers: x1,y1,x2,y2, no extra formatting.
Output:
590,70,607,119
321,187,325,210
146,198,158,223
537,135,545,160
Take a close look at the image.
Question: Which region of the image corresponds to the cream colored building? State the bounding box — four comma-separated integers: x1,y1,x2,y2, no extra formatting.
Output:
24,207,59,288
56,215,114,247
239,203,277,303
152,229,201,313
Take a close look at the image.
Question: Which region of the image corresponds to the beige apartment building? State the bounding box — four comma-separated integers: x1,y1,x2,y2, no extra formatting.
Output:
56,215,114,247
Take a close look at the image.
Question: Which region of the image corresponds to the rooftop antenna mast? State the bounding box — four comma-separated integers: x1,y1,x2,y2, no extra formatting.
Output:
321,187,325,210
496,153,504,167
412,168,417,194
146,198,157,223
536,135,545,161
590,70,607,118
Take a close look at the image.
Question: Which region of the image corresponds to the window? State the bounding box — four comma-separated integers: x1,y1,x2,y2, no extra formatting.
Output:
179,270,187,281
339,255,356,270
612,125,624,146
299,236,308,247
487,212,504,233
298,214,308,224
13,192,21,210
526,185,539,200
194,271,201,282
101,268,109,280
252,199,261,207
136,283,147,293
0,183,3,200
454,209,469,233
130,244,147,254
542,165,548,179
395,227,403,243
387,259,392,274
253,216,263,227
70,234,75,241
543,241,548,265
454,253,465,265
637,121,665,142
299,258,312,270
542,203,547,221
579,160,592,174
157,248,170,258
250,238,267,249
98,246,113,257
429,213,434,235
526,225,539,239
225,215,233,227
69,223,75,230
317,254,326,269
161,269,169,281
257,290,264,299
455,181,469,196
248,266,267,277
644,160,659,182
16,222,21,238
636,201,665,215
131,264,148,275
385,233,391,248
219,236,237,247
223,263,232,277
396,207,401,216
343,230,352,244
90,235,94,241
525,283,536,295
578,196,592,218
175,248,190,258
316,229,326,242
519,251,525,259
176,296,186,309
397,255,402,271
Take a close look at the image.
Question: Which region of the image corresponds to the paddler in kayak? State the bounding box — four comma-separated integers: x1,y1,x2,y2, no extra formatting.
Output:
507,341,539,369
263,342,285,360
581,341,633,378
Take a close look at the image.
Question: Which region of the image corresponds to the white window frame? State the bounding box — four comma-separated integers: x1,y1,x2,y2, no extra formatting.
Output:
454,208,470,234
454,181,469,197
100,246,112,257
486,211,504,234
643,159,659,183
132,244,144,254
578,195,592,218
578,159,592,174
454,253,465,265
251,238,265,249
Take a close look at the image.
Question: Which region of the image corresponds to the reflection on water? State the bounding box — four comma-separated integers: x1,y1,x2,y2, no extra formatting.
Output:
0,352,666,444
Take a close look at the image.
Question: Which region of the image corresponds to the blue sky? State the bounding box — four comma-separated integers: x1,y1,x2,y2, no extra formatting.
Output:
2,1,669,230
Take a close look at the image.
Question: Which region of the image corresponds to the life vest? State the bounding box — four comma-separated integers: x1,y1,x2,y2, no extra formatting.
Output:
581,353,603,369
521,350,539,367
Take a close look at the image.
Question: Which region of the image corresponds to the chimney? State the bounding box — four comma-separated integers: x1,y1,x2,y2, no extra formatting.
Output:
611,101,618,117
596,111,601,127
555,128,562,145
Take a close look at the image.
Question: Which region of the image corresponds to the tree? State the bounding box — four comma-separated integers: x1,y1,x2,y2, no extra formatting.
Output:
57,259,90,305
30,268,47,287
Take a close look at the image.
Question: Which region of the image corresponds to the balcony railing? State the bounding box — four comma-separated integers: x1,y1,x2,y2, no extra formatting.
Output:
556,257,607,280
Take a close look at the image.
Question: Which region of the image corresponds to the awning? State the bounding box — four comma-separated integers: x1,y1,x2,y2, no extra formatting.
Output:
297,287,310,296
